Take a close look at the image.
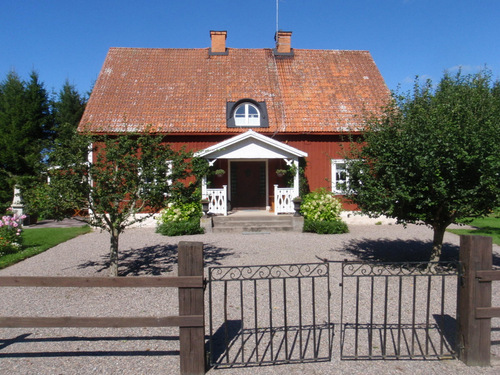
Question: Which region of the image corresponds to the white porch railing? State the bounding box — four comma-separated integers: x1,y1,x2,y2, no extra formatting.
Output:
205,185,227,216
274,185,295,215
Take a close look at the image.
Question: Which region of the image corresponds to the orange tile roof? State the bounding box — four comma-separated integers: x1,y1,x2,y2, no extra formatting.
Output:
79,47,390,134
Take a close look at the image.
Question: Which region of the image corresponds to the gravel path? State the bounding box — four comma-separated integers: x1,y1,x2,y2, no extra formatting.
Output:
0,223,499,374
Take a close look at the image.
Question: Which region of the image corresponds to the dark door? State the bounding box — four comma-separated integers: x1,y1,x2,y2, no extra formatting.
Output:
230,161,266,208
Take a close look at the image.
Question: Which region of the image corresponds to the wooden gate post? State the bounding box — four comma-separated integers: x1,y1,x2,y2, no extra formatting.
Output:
457,235,493,366
178,241,205,375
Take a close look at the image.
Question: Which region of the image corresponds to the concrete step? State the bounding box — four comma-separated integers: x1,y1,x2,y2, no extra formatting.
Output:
213,215,293,223
212,215,294,233
212,225,294,233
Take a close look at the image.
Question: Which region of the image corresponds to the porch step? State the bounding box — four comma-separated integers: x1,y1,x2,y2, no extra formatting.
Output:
212,215,294,233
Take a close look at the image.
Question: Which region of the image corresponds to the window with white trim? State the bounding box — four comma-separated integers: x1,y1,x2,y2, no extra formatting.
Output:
166,160,173,187
139,160,172,195
234,103,260,126
331,159,348,194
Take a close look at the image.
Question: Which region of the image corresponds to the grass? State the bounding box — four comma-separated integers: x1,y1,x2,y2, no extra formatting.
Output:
448,213,500,246
0,225,92,270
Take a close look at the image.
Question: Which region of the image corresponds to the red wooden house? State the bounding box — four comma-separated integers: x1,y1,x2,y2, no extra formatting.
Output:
78,31,389,215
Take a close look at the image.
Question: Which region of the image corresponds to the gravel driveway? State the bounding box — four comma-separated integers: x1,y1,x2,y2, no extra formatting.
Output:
0,222,499,374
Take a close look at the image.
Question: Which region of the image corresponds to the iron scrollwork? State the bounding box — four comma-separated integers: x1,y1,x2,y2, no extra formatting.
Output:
210,262,329,281
342,261,459,277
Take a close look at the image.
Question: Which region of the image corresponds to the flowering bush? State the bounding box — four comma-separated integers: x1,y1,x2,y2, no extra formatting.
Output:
300,189,348,234
156,202,202,224
156,201,203,236
300,188,343,222
0,209,26,256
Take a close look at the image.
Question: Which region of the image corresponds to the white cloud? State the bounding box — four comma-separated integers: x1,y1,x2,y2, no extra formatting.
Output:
446,65,485,74
402,74,433,84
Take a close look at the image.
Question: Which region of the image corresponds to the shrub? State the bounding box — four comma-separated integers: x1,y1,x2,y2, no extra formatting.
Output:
301,188,343,221
156,202,202,223
0,209,26,256
156,201,203,236
156,220,204,236
303,219,349,234
300,189,347,234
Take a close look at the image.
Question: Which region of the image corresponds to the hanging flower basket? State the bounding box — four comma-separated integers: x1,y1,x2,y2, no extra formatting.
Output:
215,169,226,178
276,169,287,178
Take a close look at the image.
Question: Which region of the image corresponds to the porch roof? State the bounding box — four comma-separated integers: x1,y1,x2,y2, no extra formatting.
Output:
195,130,308,160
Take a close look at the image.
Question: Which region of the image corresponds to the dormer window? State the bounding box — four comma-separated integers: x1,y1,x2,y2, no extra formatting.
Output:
227,100,269,128
235,103,260,126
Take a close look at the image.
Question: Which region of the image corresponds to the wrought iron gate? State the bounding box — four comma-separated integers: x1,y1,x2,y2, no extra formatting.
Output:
208,262,332,367
208,260,460,367
339,260,459,360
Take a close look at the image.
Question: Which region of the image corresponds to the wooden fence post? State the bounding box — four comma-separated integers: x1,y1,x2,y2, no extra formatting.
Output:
457,235,493,366
178,241,205,375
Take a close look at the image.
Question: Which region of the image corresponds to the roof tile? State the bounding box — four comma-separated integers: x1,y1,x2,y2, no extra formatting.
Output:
79,47,390,134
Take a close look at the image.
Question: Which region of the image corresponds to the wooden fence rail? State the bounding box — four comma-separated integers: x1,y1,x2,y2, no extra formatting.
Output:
0,241,206,375
0,276,203,288
457,235,497,367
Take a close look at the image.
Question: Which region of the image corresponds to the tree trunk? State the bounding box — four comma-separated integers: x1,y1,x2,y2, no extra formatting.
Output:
429,224,447,263
109,230,119,277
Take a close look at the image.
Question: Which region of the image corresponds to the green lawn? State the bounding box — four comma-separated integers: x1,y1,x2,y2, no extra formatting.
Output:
0,225,92,270
448,213,500,246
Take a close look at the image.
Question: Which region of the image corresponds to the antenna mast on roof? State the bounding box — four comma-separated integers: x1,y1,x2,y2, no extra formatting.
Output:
276,0,279,33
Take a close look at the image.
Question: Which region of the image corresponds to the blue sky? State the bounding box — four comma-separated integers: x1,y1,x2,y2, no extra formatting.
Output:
2,0,499,96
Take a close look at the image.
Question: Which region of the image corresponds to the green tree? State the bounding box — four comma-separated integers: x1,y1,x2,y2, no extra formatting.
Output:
52,80,86,142
40,132,201,276
346,70,500,262
0,71,52,211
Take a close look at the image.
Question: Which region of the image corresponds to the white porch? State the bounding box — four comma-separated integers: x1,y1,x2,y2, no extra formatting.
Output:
196,130,308,215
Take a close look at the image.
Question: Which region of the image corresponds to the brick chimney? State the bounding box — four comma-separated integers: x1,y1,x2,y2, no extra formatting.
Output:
210,30,227,55
274,31,293,55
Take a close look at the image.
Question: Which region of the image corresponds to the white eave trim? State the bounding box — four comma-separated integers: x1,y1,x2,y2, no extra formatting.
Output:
195,130,308,159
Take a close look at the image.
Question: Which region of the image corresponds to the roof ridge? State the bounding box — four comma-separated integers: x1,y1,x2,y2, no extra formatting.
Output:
108,46,372,53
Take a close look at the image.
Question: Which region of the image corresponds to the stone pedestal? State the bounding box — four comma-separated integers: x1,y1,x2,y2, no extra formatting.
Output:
292,216,304,232
200,216,213,233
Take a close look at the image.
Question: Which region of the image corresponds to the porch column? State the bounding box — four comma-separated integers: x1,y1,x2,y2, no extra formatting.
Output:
201,175,207,198
293,158,299,198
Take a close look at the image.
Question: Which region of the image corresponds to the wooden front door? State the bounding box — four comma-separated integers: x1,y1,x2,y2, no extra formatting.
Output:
230,161,266,208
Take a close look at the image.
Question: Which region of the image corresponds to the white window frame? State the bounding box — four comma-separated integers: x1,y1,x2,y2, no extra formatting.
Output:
234,103,260,126
331,159,348,194
138,160,172,195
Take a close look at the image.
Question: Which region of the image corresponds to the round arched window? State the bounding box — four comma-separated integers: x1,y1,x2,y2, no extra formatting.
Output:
234,103,260,126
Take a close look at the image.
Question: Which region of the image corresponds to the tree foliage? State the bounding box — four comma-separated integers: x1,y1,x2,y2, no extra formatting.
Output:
0,71,52,211
35,131,206,276
0,71,87,213
52,80,86,143
346,69,500,262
